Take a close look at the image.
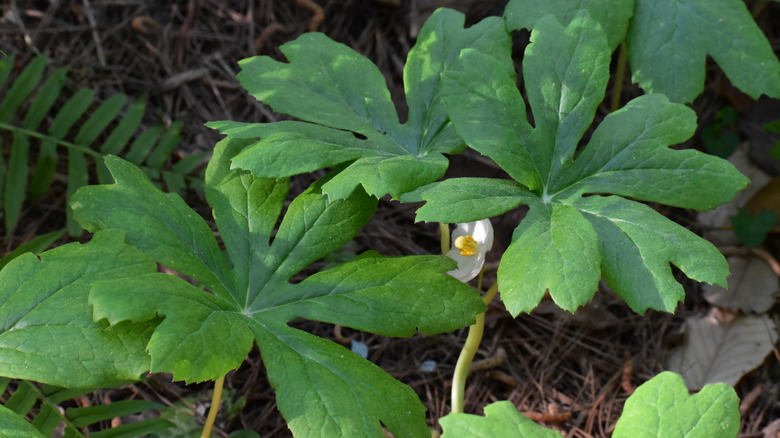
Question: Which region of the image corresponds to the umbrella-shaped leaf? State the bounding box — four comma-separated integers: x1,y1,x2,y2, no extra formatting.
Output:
70,138,484,438
504,0,634,50
207,8,512,199
628,0,780,103
0,229,155,387
407,12,747,315
503,0,780,103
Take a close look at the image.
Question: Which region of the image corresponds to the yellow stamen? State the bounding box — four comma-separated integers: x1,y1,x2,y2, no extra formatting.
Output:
454,235,478,257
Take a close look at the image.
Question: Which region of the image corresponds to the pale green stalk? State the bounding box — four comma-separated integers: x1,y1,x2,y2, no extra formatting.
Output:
201,376,224,438
451,282,499,413
439,223,450,255
610,41,628,112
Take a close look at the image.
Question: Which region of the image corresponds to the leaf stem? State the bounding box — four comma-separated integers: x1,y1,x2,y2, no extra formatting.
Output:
0,123,104,158
201,376,225,438
440,223,450,255
451,282,499,413
610,41,628,113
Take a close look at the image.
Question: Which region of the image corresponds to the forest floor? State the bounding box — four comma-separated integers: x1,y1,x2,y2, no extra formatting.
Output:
1,1,779,437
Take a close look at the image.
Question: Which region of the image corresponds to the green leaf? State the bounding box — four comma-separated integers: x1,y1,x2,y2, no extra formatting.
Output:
440,401,562,437
208,8,511,199
0,229,64,270
612,372,739,438
730,208,776,247
412,12,746,315
573,196,728,313
504,0,634,49
499,202,601,314
554,94,745,210
401,178,536,223
71,138,484,437
0,404,45,438
439,50,541,189
91,273,254,382
0,229,154,387
628,0,780,103
71,156,232,298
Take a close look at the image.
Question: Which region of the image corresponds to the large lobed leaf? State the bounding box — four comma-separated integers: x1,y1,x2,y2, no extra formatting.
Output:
404,12,748,315
70,138,484,438
207,8,512,200
504,0,634,50
628,0,780,103
0,229,155,387
504,0,780,103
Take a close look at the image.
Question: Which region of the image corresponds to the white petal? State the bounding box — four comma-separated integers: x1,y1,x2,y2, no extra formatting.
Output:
446,219,494,282
446,248,482,281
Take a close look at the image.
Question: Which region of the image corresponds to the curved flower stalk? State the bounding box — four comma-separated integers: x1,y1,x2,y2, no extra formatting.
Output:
446,219,494,282
445,219,497,413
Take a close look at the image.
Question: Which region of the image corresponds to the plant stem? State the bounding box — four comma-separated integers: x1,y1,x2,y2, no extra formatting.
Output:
451,282,499,413
201,376,225,438
610,41,628,113
439,223,450,255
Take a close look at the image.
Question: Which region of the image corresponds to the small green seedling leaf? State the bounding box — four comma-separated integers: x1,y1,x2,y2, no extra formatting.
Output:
0,229,154,387
612,371,740,438
208,8,512,200
408,12,748,315
701,107,740,159
628,0,780,103
439,401,562,437
730,208,776,247
71,139,484,438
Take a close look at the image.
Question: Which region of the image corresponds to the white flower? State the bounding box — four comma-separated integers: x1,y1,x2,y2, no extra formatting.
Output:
446,219,494,282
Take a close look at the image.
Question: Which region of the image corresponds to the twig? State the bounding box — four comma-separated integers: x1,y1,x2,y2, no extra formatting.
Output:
524,404,573,425
739,385,764,417
620,351,634,395
470,347,506,372
296,0,325,32
81,0,106,67
750,247,780,276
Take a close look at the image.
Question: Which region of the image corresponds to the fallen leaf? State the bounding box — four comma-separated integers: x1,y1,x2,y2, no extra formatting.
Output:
667,312,777,390
698,144,771,246
703,256,778,313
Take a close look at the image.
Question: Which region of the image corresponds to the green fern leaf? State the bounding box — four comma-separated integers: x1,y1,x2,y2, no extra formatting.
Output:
0,54,201,238
0,378,175,438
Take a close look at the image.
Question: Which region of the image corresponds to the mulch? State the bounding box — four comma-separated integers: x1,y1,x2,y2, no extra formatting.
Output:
1,1,778,436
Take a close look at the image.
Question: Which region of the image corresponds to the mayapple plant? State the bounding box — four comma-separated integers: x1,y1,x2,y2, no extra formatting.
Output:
2,0,779,436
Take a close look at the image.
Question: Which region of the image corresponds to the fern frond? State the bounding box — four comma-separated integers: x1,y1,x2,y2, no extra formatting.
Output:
0,378,175,437
0,54,205,239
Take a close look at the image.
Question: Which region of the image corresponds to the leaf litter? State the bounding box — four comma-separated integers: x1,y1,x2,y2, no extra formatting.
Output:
0,1,779,436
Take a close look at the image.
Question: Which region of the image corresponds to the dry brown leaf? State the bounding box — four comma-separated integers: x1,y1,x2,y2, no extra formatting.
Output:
703,256,778,313
667,311,777,390
698,144,771,246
